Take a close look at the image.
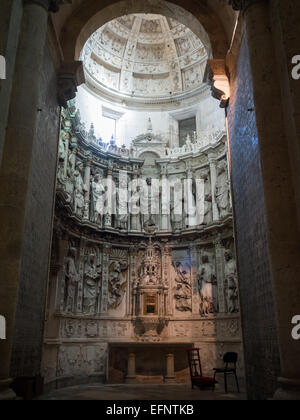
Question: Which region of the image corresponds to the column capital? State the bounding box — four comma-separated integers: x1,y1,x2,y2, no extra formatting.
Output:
58,61,85,108
228,0,267,12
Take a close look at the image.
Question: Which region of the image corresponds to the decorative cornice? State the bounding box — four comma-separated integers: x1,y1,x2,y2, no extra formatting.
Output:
58,61,85,108
228,0,267,12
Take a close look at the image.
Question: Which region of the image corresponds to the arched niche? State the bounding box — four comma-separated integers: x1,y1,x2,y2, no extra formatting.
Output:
59,0,233,62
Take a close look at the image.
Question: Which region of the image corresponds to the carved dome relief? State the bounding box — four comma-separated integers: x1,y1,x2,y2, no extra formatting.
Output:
81,14,208,106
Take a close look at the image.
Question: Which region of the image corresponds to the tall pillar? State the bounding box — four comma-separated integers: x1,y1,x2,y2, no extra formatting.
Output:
83,152,92,220
0,0,53,393
190,246,199,315
208,157,219,221
101,245,110,314
160,165,170,231
104,166,113,228
164,353,176,383
235,0,300,399
126,353,137,383
214,236,226,314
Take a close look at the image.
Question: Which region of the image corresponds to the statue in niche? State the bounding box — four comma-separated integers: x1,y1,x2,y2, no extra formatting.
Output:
58,130,68,162
215,161,230,218
185,135,193,153
108,261,128,310
197,255,218,316
83,253,102,315
74,161,87,217
173,262,192,312
64,152,75,204
199,174,212,225
116,177,128,230
224,251,239,313
91,173,105,225
64,247,79,313
57,160,66,188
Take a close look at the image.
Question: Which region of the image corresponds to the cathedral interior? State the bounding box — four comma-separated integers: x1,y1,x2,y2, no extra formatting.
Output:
0,0,299,402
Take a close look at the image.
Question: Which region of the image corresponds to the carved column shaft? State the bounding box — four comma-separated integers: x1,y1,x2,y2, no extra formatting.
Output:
83,157,92,220
209,159,219,221
76,239,85,314
101,247,110,314
190,246,199,315
215,238,226,314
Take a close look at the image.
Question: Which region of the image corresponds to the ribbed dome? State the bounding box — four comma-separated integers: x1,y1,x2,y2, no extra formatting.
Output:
81,14,208,107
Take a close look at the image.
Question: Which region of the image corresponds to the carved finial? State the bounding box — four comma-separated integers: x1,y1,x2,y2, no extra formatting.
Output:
147,117,153,133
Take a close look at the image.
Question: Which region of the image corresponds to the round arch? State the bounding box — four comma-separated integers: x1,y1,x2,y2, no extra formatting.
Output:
60,0,232,62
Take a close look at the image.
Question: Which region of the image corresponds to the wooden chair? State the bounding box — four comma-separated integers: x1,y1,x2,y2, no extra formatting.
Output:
213,352,240,393
186,348,216,390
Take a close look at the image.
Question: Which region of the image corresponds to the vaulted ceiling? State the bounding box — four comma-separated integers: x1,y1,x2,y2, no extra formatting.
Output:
81,14,208,103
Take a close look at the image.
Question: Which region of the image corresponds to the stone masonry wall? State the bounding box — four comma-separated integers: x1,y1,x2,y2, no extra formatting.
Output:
10,40,60,377
227,32,281,400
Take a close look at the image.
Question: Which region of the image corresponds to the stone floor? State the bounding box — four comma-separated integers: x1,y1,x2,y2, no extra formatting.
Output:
39,383,247,401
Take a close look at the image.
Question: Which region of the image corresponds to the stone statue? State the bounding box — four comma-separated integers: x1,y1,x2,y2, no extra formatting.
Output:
108,261,128,309
173,262,192,312
224,251,239,313
198,255,218,316
64,247,79,313
200,175,212,225
74,162,87,218
91,173,105,225
64,152,75,204
83,253,102,315
59,129,68,162
116,177,128,230
57,160,65,188
215,161,230,218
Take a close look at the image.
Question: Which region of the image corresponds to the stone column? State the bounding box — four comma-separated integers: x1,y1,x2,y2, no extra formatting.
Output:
162,243,172,316
160,165,170,231
126,353,137,383
214,236,226,314
83,153,92,221
0,0,52,392
76,239,85,314
101,245,110,314
190,246,199,315
208,158,219,221
63,120,72,177
104,166,113,228
241,0,300,399
164,354,176,383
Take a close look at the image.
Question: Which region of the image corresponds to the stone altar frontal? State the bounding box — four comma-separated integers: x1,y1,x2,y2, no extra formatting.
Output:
42,105,243,388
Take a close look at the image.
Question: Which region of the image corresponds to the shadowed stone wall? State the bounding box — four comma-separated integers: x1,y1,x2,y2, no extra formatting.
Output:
227,32,281,400
10,40,60,377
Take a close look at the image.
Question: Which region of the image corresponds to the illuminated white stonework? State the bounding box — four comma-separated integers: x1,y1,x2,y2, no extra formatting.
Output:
81,14,208,107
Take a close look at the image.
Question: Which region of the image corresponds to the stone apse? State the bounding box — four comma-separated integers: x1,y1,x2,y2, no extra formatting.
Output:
42,105,244,388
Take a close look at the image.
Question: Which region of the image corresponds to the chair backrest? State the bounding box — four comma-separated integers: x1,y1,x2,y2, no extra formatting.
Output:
186,348,203,378
223,352,238,369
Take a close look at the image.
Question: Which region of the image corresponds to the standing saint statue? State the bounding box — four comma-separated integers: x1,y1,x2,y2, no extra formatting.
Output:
83,253,102,315
91,173,105,225
197,255,218,316
224,250,239,313
215,161,230,218
64,247,79,313
74,162,88,217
